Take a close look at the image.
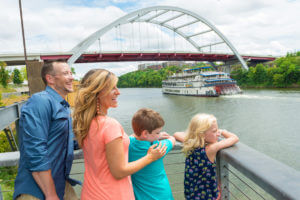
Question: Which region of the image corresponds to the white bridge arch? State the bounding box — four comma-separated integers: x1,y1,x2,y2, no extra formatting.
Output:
68,6,248,70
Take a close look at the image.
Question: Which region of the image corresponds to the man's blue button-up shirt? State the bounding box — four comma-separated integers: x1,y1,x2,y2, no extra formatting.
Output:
13,86,75,200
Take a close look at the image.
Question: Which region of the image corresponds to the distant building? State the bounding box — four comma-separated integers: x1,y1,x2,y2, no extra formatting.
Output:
162,61,199,68
147,64,163,70
162,61,184,68
138,63,147,70
138,63,162,71
138,61,201,71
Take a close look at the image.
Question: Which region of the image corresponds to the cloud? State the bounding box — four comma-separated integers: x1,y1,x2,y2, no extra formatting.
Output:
0,0,299,78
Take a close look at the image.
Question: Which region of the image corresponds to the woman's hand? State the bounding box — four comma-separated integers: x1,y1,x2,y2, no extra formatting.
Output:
147,142,167,161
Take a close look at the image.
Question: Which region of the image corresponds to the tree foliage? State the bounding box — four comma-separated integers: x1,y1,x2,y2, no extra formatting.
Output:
0,92,3,106
20,67,27,80
0,61,10,88
118,66,181,88
12,68,24,84
71,67,76,75
231,51,300,88
118,52,300,88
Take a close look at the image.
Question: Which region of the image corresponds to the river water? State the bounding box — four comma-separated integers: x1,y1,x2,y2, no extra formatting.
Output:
108,88,300,171
71,88,300,198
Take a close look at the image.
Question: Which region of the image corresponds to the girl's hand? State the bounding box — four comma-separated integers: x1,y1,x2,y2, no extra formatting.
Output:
218,129,227,138
147,142,167,161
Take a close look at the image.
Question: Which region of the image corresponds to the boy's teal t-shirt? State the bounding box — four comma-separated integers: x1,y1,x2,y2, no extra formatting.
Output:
129,136,174,200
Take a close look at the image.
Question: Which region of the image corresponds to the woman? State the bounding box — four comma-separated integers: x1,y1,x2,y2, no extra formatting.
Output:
73,69,167,199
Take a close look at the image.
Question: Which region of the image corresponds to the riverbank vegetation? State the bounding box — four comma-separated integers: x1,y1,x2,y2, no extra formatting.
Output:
118,64,208,88
118,65,181,87
0,127,18,200
117,51,300,88
0,61,28,199
231,51,300,88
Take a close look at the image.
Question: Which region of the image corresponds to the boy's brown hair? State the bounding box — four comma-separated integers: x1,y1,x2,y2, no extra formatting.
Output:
132,108,165,136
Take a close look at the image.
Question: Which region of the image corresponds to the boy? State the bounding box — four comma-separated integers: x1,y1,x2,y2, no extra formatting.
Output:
129,108,176,200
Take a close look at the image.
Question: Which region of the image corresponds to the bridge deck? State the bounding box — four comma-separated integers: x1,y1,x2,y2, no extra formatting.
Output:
0,52,276,66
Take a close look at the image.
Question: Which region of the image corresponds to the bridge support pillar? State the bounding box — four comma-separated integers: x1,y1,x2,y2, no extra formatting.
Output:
26,60,45,95
217,65,232,73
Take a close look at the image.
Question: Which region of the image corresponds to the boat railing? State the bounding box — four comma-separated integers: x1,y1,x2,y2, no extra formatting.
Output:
1,102,300,199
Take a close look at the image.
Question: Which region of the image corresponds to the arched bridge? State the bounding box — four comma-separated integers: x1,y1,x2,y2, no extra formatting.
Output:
68,6,250,70
1,6,276,68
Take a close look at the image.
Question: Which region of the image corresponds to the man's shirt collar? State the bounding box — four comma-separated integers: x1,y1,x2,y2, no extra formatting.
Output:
45,86,70,107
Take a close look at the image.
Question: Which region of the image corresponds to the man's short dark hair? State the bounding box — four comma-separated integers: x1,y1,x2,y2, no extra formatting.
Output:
41,59,67,85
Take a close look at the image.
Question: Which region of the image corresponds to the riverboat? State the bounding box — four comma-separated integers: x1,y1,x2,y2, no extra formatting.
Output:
162,66,242,97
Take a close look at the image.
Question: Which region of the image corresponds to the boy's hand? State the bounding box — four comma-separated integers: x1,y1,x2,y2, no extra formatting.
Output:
159,132,170,140
147,142,167,161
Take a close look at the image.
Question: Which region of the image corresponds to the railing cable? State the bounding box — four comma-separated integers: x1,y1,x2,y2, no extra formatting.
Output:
169,181,183,186
0,180,15,184
229,190,240,200
172,190,184,194
229,179,252,200
164,161,184,166
1,189,14,193
166,172,184,176
225,165,266,200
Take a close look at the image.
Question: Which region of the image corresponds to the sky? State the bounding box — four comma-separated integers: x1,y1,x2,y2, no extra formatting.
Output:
0,0,299,78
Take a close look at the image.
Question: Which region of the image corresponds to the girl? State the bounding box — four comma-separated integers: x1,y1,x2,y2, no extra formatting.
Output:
174,114,239,200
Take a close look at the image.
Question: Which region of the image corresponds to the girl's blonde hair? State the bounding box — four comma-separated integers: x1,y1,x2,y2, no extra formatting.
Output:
72,69,118,147
182,113,217,155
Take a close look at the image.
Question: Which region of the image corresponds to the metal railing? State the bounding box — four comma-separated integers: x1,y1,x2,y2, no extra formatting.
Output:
1,102,300,199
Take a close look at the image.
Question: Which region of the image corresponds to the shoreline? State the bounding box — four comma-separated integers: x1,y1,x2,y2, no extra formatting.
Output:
118,86,300,89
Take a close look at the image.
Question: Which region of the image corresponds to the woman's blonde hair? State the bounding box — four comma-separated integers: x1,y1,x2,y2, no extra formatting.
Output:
72,69,118,147
182,113,217,155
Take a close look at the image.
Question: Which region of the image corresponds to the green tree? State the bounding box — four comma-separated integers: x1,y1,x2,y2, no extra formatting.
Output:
266,67,279,86
253,64,267,84
12,68,24,84
117,66,181,88
230,68,248,86
20,67,27,80
0,61,10,88
71,67,76,75
246,67,256,86
0,92,4,106
273,74,285,87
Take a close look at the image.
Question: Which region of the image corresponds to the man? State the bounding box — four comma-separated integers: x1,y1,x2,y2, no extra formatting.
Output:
13,60,79,200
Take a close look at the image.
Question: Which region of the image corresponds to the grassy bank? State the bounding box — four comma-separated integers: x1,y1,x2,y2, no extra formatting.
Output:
0,129,18,200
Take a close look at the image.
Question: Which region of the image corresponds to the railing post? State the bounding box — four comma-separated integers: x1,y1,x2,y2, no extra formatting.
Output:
15,101,23,151
0,184,3,200
15,102,22,149
15,120,20,149
217,152,229,200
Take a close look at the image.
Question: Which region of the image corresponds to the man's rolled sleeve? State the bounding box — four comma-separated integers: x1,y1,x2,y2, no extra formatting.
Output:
20,97,51,171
